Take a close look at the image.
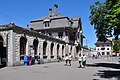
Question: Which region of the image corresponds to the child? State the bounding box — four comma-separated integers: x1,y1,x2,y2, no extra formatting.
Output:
68,53,72,66
78,54,83,68
64,54,68,66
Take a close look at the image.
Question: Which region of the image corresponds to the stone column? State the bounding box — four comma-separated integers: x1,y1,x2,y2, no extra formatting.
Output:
46,41,50,59
39,40,43,59
7,30,14,67
65,43,69,55
26,38,29,55
54,43,57,59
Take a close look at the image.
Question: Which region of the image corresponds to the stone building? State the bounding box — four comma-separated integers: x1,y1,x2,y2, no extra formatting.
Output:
0,4,84,67
30,4,84,56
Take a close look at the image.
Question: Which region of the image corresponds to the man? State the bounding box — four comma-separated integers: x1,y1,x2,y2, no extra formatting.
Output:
37,53,41,64
82,54,87,67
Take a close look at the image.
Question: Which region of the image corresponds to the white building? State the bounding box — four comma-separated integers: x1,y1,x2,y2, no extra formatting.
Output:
95,40,112,56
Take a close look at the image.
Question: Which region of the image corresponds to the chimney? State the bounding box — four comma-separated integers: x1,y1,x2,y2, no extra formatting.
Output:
49,8,52,17
54,4,58,16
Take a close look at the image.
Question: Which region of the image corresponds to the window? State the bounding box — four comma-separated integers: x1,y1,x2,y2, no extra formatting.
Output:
101,47,105,50
107,48,109,50
44,22,50,27
49,33,52,36
58,32,63,38
107,52,110,55
102,52,105,55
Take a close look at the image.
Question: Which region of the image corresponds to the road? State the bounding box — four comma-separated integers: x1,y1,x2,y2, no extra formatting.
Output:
0,57,120,80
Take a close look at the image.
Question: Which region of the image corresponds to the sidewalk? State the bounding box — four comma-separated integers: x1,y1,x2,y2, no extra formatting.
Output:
0,57,120,80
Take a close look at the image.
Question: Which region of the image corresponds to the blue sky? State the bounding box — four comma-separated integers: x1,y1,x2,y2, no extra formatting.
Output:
0,0,105,48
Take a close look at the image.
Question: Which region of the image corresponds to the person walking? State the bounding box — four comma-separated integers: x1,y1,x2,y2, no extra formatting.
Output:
82,54,87,68
78,54,83,68
28,54,32,65
68,53,72,66
64,54,68,66
37,53,41,64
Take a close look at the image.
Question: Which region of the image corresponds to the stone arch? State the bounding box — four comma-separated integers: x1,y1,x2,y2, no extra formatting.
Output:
43,41,47,58
70,46,72,53
62,45,64,57
0,35,6,66
76,44,80,55
57,44,60,56
33,39,39,59
50,43,54,58
20,36,27,60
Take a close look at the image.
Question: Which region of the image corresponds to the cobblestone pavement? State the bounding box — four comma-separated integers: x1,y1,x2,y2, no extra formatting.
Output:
0,57,120,80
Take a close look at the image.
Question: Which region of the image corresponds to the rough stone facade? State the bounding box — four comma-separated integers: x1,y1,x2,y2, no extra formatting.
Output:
0,24,80,67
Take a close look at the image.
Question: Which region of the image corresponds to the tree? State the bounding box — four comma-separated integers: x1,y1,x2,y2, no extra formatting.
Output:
113,40,120,53
89,0,120,41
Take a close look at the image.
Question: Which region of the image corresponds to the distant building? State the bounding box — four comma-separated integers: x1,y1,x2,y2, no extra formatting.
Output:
95,39,112,56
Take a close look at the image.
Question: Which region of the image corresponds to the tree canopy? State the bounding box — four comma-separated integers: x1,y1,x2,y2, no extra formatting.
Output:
89,0,120,41
113,40,120,53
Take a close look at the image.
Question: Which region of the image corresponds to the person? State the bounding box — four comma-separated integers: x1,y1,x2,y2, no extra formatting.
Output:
28,54,32,65
37,53,41,64
57,55,62,62
68,53,72,66
78,54,83,68
64,54,68,66
24,55,29,66
82,54,87,68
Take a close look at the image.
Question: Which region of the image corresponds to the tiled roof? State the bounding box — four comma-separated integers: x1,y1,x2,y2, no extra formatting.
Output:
95,40,112,45
0,24,66,44
31,14,68,22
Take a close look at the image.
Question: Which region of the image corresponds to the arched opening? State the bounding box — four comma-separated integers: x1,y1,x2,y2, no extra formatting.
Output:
62,45,64,57
70,46,72,53
20,37,27,60
0,35,6,67
33,39,38,59
76,44,80,55
57,44,60,57
43,41,47,59
50,43,54,58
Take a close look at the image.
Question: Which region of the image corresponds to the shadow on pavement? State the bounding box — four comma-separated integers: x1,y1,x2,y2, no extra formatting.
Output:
0,65,6,69
93,70,120,79
87,63,120,79
86,63,120,69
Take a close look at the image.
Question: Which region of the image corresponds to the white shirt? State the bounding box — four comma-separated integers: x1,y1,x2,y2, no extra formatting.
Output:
68,55,72,60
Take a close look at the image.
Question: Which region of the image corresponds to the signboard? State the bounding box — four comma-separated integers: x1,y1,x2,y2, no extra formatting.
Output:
29,45,34,57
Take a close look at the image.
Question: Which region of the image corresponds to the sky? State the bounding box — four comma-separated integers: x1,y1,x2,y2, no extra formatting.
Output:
0,0,105,48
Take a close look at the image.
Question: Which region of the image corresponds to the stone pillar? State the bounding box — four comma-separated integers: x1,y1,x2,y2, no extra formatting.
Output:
26,39,29,55
65,44,69,55
46,41,50,59
59,44,62,57
54,43,57,59
39,40,43,59
7,30,14,67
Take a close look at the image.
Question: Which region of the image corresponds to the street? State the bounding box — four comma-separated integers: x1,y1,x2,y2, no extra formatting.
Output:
0,57,120,80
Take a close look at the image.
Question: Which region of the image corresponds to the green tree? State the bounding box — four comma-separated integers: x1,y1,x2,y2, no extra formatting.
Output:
89,0,120,41
113,40,120,53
